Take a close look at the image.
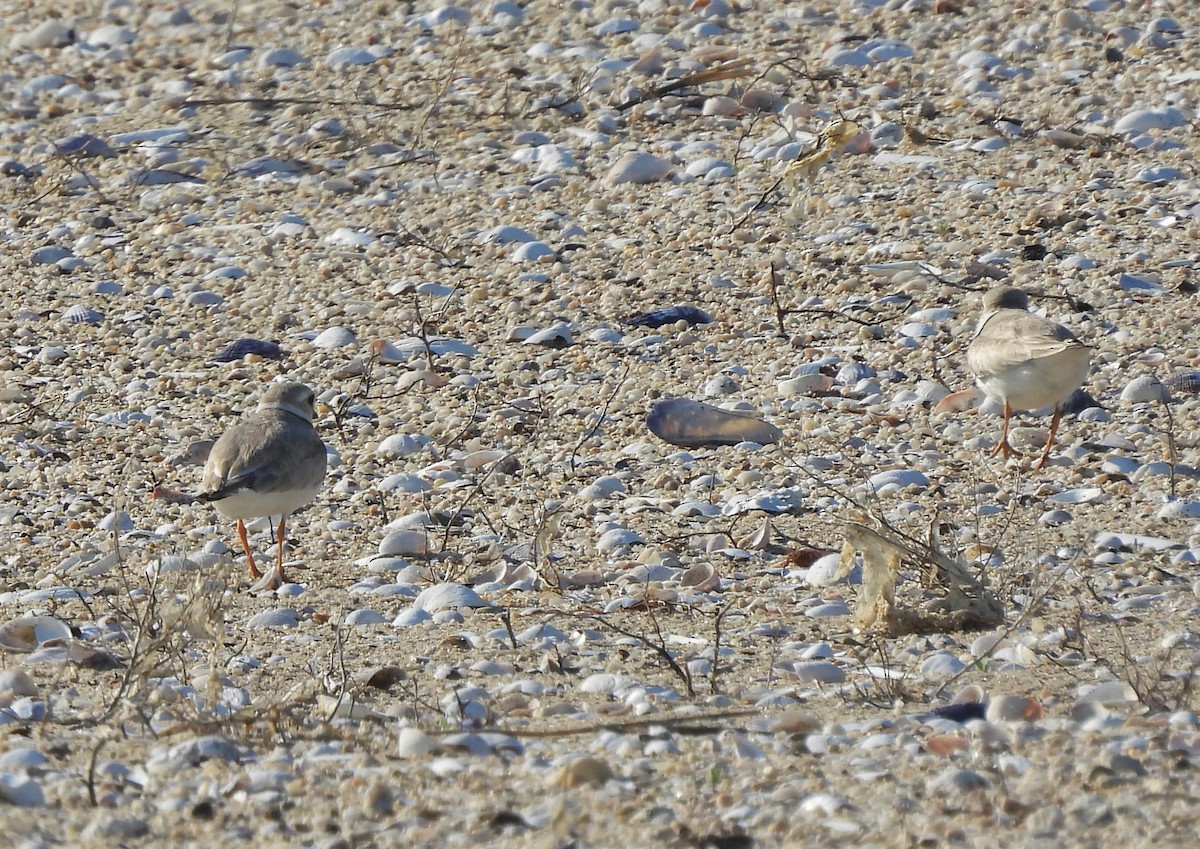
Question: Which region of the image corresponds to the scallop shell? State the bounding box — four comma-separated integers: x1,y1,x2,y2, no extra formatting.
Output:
647,398,782,447
62,304,103,325
0,616,72,652
1166,371,1200,394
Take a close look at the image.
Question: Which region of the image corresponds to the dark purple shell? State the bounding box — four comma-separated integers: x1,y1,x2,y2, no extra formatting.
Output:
1166,371,1200,394
627,305,714,328
54,133,114,158
926,702,987,723
211,338,283,363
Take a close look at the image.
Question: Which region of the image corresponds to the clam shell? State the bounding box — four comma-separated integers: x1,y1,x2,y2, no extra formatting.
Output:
379,529,430,556
647,398,782,447
246,608,301,628
0,616,72,652
522,323,573,347
312,326,358,349
604,151,673,185
411,583,488,613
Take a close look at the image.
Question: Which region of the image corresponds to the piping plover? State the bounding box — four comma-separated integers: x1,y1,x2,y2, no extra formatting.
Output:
967,287,1092,469
195,381,326,589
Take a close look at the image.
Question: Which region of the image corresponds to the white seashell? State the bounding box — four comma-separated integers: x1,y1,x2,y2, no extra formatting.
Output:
86,24,136,47
392,608,433,627
580,673,635,695
578,475,625,499
899,321,937,338
377,474,432,494
969,633,1004,658
1135,166,1185,184
245,609,300,629
920,652,966,676
804,602,851,618
0,617,72,652
312,326,358,349
986,695,1043,722
99,510,133,532
411,583,488,613
1120,375,1169,403
1158,500,1200,520
376,433,432,457
522,323,573,347
647,398,781,447
1114,107,1186,134
378,529,430,557
805,553,858,587
478,225,535,244
0,773,45,807
1046,487,1103,505
930,766,990,794
597,527,645,552
327,46,378,66
703,374,739,396
344,609,387,627
463,449,509,471
397,727,440,758
511,241,555,262
1093,532,1181,552
604,151,673,185
867,469,929,492
1117,272,1165,293
792,661,845,684
62,304,103,325
777,373,833,395
678,562,719,590
723,486,805,515
1076,680,1138,705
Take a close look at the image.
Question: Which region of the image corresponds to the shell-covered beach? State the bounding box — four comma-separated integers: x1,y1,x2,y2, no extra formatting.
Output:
2,0,1200,845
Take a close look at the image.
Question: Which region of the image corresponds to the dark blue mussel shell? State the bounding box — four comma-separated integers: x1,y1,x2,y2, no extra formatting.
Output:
211,338,284,363
627,305,714,329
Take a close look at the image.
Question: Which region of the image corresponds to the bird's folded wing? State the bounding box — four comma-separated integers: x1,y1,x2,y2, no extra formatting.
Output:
969,315,1087,374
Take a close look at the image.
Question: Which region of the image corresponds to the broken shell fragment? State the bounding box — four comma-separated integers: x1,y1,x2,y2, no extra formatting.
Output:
0,616,72,652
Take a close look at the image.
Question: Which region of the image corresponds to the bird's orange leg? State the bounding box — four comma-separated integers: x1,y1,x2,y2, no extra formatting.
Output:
1035,407,1063,470
250,517,288,591
988,402,1020,458
275,517,289,584
237,519,262,578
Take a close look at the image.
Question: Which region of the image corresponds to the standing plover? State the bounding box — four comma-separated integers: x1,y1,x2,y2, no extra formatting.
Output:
195,382,326,589
967,287,1092,469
